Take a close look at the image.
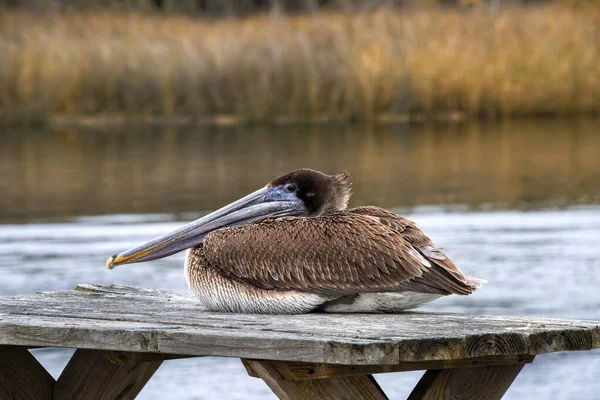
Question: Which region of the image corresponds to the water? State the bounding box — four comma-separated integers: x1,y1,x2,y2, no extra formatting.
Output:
2,119,600,222
1,120,600,399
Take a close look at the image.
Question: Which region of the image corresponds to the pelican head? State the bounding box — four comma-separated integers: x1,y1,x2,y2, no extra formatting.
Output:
106,168,351,269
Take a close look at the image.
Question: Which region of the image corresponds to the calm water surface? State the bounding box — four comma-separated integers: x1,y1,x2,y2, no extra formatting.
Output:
1,120,600,399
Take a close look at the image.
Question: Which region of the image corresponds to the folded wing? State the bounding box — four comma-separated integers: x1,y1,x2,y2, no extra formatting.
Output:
203,206,481,297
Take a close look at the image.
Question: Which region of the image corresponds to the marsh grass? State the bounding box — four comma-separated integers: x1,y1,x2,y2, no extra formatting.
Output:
1,5,599,124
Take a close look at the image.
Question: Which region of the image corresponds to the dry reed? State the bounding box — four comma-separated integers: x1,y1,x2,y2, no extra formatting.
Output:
1,5,599,124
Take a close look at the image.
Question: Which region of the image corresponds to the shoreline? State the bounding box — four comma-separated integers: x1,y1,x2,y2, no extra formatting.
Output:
47,112,466,128
4,111,599,130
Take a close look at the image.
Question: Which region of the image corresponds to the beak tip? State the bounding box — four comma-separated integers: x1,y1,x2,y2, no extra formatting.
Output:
106,255,117,270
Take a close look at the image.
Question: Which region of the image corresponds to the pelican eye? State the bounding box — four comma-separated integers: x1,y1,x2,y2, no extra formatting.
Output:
284,184,297,193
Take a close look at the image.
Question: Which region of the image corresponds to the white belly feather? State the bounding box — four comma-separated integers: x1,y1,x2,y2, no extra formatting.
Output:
320,292,442,313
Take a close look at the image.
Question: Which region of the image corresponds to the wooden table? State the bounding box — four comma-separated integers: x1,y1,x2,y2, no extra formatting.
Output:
1,284,598,400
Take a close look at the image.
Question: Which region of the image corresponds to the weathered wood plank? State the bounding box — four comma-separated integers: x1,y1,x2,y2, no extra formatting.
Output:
0,314,396,365
0,285,598,365
243,359,388,400
255,355,534,381
0,345,55,400
74,284,190,298
408,363,528,400
54,349,162,400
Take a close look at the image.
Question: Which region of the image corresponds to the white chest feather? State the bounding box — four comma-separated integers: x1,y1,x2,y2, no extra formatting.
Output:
185,250,330,314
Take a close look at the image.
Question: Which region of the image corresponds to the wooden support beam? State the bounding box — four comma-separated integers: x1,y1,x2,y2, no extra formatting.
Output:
407,361,530,400
0,345,55,400
54,349,163,400
249,355,534,381
243,359,388,400
103,350,191,365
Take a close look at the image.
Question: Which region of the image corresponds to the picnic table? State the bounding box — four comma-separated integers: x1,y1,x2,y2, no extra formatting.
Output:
1,284,598,399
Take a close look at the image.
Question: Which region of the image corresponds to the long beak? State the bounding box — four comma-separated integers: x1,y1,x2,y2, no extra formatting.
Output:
106,187,303,269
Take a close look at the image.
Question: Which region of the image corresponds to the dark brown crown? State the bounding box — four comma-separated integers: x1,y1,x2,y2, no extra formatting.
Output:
269,168,352,215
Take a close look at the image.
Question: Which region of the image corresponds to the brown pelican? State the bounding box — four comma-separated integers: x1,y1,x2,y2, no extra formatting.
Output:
106,169,484,314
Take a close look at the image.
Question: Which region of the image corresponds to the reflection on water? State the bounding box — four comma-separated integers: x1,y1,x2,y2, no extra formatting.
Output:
1,120,600,399
1,119,599,222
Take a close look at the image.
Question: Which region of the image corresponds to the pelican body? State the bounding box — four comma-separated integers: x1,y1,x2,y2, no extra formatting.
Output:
107,169,484,314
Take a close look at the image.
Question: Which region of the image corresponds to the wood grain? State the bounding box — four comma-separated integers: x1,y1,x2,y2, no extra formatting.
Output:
0,345,54,400
257,355,534,381
103,351,192,365
53,349,162,400
0,285,598,365
243,359,388,400
408,363,527,400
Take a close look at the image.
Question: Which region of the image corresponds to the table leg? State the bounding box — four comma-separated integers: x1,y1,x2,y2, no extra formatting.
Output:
243,359,388,400
408,363,527,400
53,349,162,400
0,345,54,400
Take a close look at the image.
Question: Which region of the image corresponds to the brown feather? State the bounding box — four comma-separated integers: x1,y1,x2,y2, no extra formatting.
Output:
349,206,476,295
202,207,479,297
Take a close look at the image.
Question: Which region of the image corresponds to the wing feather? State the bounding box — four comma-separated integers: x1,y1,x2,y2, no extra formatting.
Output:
350,206,479,295
203,206,480,297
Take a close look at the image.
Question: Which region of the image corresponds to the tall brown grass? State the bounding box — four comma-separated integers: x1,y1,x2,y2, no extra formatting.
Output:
1,5,599,124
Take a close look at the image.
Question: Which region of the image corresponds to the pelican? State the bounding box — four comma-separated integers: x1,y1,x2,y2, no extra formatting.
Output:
106,169,484,314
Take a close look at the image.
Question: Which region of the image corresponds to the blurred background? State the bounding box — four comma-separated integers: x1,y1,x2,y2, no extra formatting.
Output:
1,0,599,398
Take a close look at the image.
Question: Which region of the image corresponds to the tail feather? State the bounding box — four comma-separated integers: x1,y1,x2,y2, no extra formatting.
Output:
467,276,487,289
